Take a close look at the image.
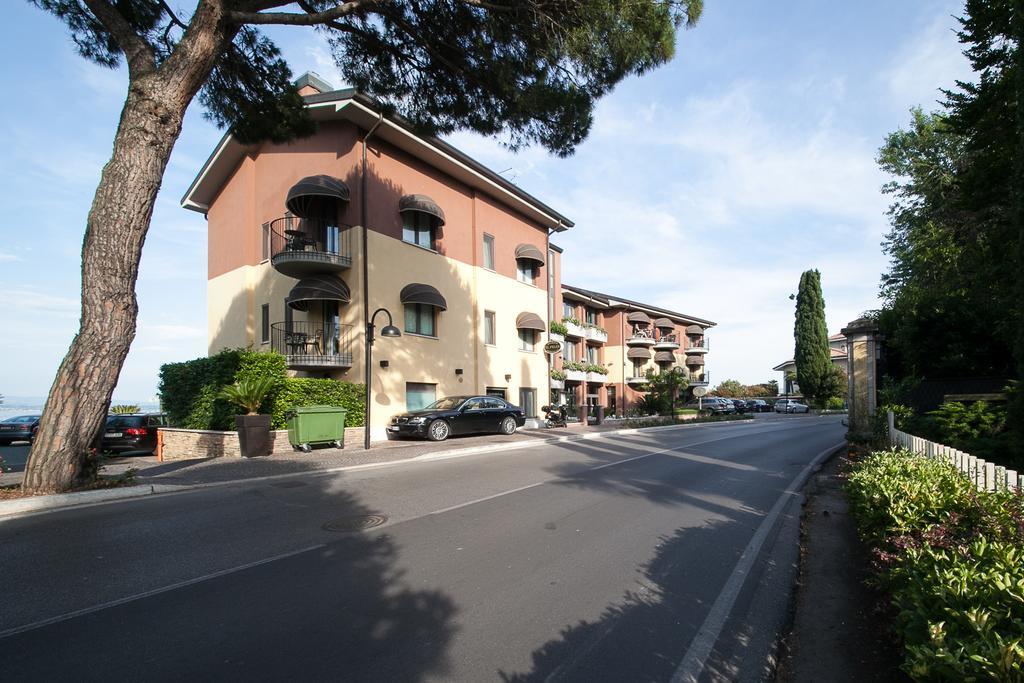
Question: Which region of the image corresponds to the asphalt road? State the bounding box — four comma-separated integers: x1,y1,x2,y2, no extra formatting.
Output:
0,415,845,682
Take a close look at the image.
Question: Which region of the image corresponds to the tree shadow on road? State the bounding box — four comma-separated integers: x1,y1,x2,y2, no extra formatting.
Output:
498,520,752,682
3,471,459,682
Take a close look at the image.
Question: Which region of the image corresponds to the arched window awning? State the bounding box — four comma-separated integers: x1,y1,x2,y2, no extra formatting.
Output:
654,318,675,330
515,312,546,331
627,347,652,360
285,175,350,218
399,194,446,226
685,324,704,335
286,275,351,311
686,355,705,366
400,283,448,311
654,351,676,363
627,311,651,325
514,243,546,266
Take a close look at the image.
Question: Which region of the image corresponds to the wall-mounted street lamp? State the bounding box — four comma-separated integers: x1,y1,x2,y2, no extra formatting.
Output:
365,307,401,449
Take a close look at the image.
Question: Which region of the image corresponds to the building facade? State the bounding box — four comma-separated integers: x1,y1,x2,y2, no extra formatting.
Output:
553,285,714,418
183,74,714,437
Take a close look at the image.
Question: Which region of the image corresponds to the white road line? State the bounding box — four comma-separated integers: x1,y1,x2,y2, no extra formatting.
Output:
425,429,802,518
669,440,846,683
0,544,326,641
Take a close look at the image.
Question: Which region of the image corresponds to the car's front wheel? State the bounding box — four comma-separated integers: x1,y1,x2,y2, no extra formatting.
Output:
427,420,451,442
499,416,517,435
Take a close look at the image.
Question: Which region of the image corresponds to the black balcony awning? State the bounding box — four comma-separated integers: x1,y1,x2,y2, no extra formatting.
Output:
627,347,652,360
285,176,350,218
286,275,351,311
654,317,674,330
654,351,675,363
399,194,446,226
686,324,703,335
515,312,546,331
686,355,705,366
626,311,651,325
400,283,447,311
514,243,546,266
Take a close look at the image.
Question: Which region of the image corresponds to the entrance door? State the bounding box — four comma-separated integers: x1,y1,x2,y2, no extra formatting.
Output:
607,386,617,416
519,388,537,419
322,300,340,356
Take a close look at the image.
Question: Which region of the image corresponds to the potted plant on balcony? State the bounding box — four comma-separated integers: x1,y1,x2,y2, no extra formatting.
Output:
550,320,569,337
220,376,276,458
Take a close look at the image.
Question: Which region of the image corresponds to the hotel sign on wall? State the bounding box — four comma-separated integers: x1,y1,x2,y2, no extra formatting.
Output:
543,341,562,355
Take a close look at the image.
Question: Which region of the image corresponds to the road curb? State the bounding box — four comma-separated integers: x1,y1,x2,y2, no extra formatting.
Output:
0,416,758,519
0,485,165,517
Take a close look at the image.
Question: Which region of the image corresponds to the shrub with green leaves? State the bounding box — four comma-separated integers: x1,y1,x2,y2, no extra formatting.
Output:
271,378,364,429
846,447,1024,680
110,404,140,414
219,376,276,415
549,320,568,336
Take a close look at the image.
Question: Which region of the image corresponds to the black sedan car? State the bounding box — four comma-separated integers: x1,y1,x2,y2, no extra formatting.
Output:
0,415,41,445
100,413,167,455
388,395,526,441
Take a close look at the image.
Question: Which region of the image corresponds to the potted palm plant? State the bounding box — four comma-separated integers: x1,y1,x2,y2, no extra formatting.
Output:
219,376,275,458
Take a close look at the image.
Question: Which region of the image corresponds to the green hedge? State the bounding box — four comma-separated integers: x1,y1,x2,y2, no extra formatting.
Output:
271,378,364,429
160,349,364,430
846,448,1024,680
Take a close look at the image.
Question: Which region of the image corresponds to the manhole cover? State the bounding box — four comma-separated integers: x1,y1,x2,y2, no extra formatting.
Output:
321,515,388,532
270,481,307,489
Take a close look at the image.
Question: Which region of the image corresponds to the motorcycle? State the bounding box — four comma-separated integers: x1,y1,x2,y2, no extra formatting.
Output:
541,404,568,428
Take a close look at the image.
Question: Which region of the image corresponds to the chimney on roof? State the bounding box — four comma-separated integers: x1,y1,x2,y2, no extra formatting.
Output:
294,72,334,96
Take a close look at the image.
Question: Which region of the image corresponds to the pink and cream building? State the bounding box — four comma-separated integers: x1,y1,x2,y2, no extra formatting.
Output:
182,73,714,436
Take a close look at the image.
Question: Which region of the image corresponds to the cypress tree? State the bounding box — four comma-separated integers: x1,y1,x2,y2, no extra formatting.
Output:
794,270,831,405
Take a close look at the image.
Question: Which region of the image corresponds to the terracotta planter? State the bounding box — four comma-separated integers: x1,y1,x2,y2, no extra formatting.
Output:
235,414,272,458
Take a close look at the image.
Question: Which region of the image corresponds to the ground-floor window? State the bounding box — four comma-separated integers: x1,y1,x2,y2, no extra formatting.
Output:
406,382,437,411
485,386,507,399
519,388,537,418
518,329,536,352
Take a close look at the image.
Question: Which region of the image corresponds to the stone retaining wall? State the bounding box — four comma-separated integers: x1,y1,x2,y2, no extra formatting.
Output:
157,426,366,461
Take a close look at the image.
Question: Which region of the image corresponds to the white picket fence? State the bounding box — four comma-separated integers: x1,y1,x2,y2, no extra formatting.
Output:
887,411,1022,492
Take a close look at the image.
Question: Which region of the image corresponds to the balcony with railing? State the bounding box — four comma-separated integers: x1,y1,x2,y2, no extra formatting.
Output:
685,338,710,354
562,319,586,339
625,325,656,347
688,372,710,386
653,333,680,351
269,216,353,278
584,325,608,344
271,321,354,370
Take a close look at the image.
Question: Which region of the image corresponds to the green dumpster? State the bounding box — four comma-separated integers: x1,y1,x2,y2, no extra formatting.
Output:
286,405,347,452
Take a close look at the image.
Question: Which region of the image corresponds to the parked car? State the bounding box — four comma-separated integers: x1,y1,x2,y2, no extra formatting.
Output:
774,399,810,414
387,395,526,441
684,398,735,414
730,399,747,413
100,413,167,455
746,399,770,413
0,415,41,445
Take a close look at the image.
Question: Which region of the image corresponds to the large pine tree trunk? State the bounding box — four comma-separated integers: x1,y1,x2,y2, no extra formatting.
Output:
22,5,232,494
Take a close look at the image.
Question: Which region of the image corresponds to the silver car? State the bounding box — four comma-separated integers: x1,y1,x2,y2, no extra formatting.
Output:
774,399,809,414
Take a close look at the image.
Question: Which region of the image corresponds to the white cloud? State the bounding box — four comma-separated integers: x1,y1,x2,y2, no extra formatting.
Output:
304,44,347,90
884,12,974,111
0,251,20,262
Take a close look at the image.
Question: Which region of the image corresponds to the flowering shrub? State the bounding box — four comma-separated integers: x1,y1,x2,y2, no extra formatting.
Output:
846,448,1024,680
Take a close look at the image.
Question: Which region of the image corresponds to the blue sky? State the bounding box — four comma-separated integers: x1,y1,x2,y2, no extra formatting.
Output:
0,1,972,402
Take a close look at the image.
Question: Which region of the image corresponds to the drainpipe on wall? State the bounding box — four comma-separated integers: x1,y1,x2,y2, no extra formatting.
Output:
362,112,384,450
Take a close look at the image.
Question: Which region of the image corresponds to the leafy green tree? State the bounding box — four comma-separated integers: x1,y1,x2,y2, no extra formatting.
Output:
712,379,744,398
817,366,847,402
794,269,831,405
24,0,703,493
644,368,688,414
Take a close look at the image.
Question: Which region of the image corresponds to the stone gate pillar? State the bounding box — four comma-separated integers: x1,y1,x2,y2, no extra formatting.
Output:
841,317,882,438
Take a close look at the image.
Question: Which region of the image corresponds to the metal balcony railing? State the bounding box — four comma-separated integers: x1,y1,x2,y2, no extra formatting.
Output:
271,321,354,369
268,216,353,277
685,338,710,352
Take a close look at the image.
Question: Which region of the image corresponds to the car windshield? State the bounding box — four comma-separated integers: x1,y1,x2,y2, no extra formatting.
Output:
423,397,466,411
106,416,144,429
